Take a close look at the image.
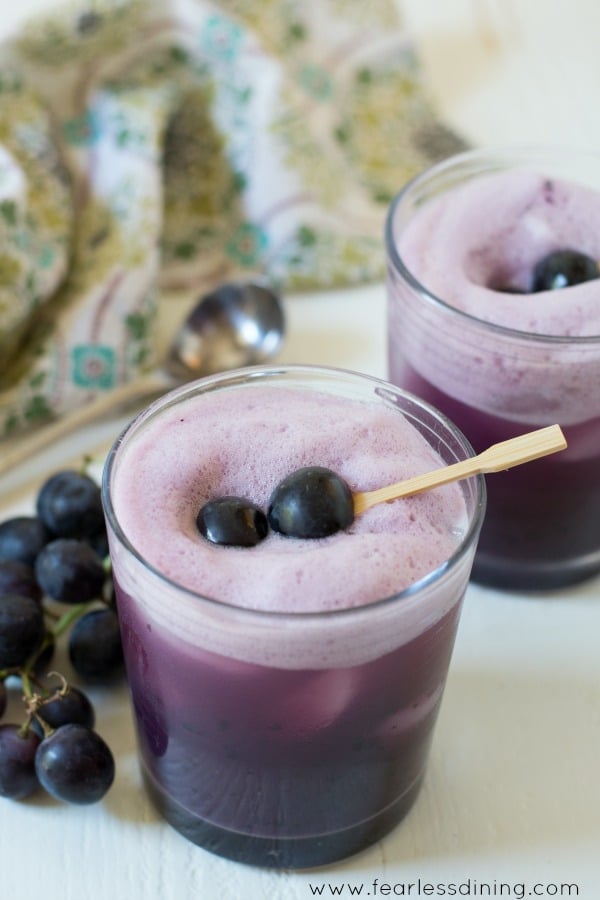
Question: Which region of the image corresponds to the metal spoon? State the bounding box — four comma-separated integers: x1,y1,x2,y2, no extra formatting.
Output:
0,280,285,477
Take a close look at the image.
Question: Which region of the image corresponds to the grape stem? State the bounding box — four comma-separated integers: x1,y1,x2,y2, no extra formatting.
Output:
20,672,70,738
45,670,69,697
11,601,98,735
18,671,50,737
52,602,93,639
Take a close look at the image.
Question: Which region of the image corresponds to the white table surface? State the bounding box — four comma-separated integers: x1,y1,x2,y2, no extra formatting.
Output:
1,2,600,899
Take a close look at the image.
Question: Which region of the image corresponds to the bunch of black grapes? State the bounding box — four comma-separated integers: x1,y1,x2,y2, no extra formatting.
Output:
0,469,123,804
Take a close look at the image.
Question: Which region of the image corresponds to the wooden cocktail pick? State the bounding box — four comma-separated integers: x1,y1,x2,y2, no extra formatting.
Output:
353,424,567,515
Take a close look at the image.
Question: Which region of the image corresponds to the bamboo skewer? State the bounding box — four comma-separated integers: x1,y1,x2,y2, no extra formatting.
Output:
353,424,567,516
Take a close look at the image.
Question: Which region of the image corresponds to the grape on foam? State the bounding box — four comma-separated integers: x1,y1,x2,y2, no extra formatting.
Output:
197,496,269,547
268,466,355,539
532,248,599,291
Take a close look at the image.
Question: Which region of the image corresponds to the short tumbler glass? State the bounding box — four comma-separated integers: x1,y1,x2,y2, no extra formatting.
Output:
102,365,485,869
386,146,600,591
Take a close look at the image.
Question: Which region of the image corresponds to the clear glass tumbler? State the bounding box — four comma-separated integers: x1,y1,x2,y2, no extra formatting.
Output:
386,146,600,591
102,365,485,868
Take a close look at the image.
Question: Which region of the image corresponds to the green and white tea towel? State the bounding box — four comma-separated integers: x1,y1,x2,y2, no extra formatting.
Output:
0,0,465,437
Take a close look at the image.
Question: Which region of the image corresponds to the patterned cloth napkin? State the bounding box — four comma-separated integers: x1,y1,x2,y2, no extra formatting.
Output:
0,0,465,438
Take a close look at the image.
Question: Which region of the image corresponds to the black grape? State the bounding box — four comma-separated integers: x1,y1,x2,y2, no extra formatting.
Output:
0,517,50,567
0,594,46,669
268,466,354,539
0,724,41,799
35,539,106,604
68,607,124,681
35,724,115,804
36,470,105,539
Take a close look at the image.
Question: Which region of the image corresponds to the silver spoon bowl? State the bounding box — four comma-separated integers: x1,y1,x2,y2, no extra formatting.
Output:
0,280,285,477
168,280,285,378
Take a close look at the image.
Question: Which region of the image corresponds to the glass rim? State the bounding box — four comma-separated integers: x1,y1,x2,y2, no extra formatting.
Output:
101,363,486,624
385,143,600,345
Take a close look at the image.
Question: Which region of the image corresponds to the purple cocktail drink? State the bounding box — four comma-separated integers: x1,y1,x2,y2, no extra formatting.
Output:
102,366,485,868
115,592,459,866
386,147,600,590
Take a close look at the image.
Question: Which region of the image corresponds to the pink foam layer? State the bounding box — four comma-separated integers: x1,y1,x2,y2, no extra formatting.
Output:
389,170,600,426
110,385,467,614
399,169,600,336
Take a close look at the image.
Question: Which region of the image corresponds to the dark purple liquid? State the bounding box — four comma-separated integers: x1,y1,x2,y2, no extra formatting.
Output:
390,358,600,590
114,582,462,868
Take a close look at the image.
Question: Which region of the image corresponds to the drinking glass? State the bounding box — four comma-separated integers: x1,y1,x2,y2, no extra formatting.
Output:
386,147,600,590
102,365,485,868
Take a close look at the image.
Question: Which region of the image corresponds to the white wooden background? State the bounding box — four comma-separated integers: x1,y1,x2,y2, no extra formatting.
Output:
1,2,600,899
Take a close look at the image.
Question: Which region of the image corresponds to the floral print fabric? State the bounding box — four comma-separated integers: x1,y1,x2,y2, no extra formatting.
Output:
0,0,464,436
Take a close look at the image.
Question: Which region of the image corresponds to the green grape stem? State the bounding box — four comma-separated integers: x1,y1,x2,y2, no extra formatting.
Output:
51,602,93,640
3,598,104,731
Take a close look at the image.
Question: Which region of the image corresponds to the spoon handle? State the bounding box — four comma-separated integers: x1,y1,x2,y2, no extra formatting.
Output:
0,371,172,479
353,424,567,515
